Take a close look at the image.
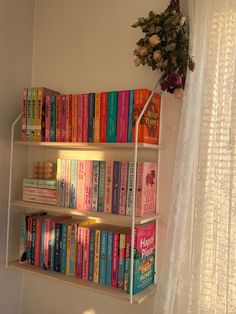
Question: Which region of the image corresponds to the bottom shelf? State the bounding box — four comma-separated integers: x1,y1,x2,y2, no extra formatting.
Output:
8,260,157,304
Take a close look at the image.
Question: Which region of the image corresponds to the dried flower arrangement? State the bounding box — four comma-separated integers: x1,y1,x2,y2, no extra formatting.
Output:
132,0,195,98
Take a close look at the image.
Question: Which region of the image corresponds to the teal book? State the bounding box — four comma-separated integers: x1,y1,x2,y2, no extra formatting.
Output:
99,230,108,284
50,95,56,142
88,93,95,142
60,223,68,274
89,229,95,281
107,91,118,142
106,231,113,285
40,220,45,268
19,215,27,263
70,160,77,209
128,90,134,142
98,161,105,212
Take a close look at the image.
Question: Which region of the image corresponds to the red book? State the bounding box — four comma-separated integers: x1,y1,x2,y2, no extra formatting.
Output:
83,94,89,142
100,92,108,143
56,95,62,142
45,95,51,142
76,227,83,278
34,217,42,267
78,94,84,142
66,95,72,142
117,90,129,142
82,227,90,279
72,94,78,142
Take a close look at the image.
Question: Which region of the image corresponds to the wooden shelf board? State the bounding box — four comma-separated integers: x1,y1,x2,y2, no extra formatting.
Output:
11,200,160,226
14,141,164,150
8,260,157,304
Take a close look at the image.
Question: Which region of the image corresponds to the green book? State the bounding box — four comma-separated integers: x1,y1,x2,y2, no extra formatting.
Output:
107,91,118,142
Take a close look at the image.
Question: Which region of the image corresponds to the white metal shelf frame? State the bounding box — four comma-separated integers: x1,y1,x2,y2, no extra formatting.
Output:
6,84,163,304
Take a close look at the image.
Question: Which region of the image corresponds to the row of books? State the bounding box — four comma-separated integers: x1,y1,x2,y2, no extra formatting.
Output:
56,159,157,217
21,87,161,145
23,179,57,205
19,212,155,294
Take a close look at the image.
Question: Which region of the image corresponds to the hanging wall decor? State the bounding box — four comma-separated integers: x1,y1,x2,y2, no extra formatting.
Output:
132,0,195,98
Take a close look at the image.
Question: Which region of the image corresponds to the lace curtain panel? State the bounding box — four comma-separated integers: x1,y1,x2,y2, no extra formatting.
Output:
155,1,236,313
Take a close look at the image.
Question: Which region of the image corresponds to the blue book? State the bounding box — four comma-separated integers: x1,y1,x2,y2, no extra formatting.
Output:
106,231,113,285
98,161,105,212
50,95,56,142
40,220,45,268
54,223,62,272
107,91,118,142
99,230,108,284
60,224,68,274
112,161,121,214
88,93,95,142
89,229,95,281
128,90,134,142
92,160,100,211
70,160,78,208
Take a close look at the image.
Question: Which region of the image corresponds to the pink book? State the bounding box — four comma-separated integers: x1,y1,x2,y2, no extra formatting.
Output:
119,161,128,215
61,95,67,142
45,95,51,142
116,90,129,142
135,162,157,217
83,94,89,142
77,160,85,210
78,94,84,142
76,227,83,278
66,95,72,142
104,161,113,213
72,94,78,142
43,218,53,269
100,92,108,143
112,232,119,288
84,160,93,211
21,88,27,141
82,227,90,279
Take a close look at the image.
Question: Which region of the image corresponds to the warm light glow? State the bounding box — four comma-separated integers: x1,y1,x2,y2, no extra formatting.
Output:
83,309,96,314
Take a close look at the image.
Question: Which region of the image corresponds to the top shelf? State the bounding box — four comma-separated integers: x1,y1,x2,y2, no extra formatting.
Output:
14,141,164,150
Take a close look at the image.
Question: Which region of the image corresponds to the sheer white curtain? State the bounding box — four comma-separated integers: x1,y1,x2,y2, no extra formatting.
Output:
155,0,236,313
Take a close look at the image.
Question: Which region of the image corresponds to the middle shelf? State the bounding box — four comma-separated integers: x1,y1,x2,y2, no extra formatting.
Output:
11,200,160,227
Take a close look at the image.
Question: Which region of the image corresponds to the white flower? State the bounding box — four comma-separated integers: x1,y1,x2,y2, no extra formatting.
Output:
153,50,162,62
180,16,186,26
149,34,161,47
174,88,184,99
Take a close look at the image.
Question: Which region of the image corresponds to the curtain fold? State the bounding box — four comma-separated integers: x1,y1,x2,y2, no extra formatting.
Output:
155,1,236,313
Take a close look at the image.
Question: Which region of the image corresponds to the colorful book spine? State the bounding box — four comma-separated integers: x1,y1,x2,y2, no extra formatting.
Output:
61,95,67,142
93,229,100,283
26,88,32,141
76,227,83,278
83,94,89,142
31,218,36,265
106,231,113,285
26,216,32,263
65,159,71,208
38,179,57,190
56,95,62,142
112,232,119,288
70,160,77,208
98,161,105,212
45,95,51,142
23,187,56,198
88,93,95,142
40,220,45,268
135,162,157,217
36,87,44,142
100,92,108,142
77,160,85,210
117,90,129,142
94,93,100,143
69,223,77,277
54,223,62,272
118,234,126,288
34,217,41,267
99,230,108,284
78,94,84,142
88,229,95,281
119,161,128,215
107,91,118,142
112,161,121,214
50,95,56,142
104,160,113,214
21,88,28,141
128,90,134,142
59,159,66,207
66,224,71,276
23,195,57,205
43,218,51,269
92,161,100,211
30,87,37,141
72,94,78,142
60,223,68,274
124,234,131,292
126,162,135,216
66,95,72,142
50,221,56,271
82,228,90,280
84,160,93,211
56,159,61,206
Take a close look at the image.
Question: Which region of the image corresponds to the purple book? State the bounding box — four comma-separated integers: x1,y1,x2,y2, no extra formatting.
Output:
112,161,121,214
116,90,129,142
61,95,67,142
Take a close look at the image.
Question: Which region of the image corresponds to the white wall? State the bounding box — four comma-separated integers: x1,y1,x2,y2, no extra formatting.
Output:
0,0,34,313
20,1,181,314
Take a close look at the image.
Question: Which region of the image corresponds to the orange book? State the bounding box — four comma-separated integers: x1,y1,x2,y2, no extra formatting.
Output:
132,89,161,145
94,93,100,143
